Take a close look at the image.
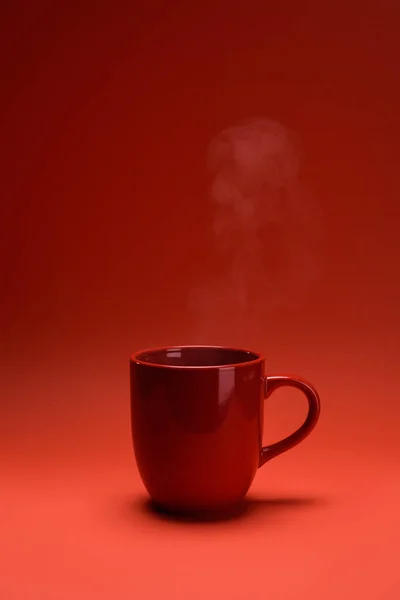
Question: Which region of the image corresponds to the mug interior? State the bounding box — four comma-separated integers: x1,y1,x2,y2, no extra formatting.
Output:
134,346,261,368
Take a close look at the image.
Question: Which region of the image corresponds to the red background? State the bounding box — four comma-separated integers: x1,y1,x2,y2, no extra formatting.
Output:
1,2,399,598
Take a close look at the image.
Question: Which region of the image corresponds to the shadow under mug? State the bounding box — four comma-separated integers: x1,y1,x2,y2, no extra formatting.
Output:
130,345,320,516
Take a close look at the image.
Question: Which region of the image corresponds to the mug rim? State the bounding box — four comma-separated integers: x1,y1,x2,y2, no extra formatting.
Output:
131,345,265,370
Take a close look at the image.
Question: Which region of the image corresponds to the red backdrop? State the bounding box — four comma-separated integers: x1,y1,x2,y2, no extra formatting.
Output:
1,2,399,598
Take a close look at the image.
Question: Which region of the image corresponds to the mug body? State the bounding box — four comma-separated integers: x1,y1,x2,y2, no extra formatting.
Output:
130,346,265,513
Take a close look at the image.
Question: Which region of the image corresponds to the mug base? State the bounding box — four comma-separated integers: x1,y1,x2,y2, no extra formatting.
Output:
149,498,248,522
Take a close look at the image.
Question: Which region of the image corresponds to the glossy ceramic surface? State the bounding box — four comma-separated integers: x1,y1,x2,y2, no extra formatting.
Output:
130,345,320,514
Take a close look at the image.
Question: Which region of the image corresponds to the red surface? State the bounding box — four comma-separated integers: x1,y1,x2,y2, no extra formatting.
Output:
1,1,400,598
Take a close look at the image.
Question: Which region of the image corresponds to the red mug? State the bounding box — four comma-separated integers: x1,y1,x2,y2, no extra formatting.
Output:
130,345,320,515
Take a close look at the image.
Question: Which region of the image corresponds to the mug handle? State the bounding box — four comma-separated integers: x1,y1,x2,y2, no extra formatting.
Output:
259,375,321,467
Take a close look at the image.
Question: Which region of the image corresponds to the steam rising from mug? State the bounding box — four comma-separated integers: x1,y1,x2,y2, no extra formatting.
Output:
189,117,323,343
208,117,299,201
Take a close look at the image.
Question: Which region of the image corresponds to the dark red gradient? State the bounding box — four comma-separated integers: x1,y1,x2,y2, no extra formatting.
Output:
1,1,400,598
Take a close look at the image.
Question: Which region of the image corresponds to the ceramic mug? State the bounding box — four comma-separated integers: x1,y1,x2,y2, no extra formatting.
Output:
130,345,320,515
